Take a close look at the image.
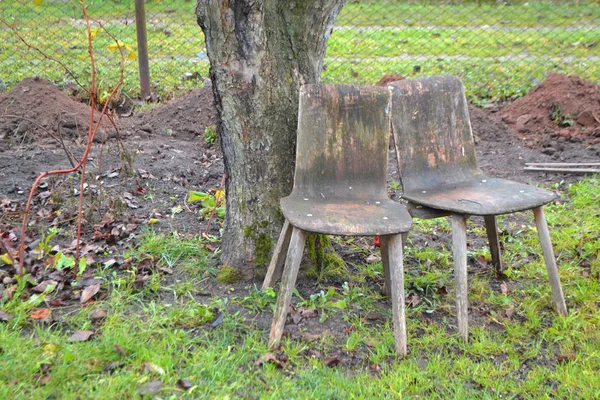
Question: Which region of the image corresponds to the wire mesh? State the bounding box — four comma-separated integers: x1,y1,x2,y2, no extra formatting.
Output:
1,0,598,102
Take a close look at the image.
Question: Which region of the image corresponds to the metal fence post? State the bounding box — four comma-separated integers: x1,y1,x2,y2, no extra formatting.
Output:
135,0,151,99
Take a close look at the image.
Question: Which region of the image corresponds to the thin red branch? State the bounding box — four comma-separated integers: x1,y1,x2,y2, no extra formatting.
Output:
17,0,127,276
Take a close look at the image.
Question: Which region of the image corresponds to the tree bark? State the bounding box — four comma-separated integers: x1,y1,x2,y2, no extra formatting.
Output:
196,0,345,276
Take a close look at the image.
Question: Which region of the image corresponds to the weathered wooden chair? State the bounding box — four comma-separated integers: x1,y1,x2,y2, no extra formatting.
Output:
389,75,567,341
263,84,413,355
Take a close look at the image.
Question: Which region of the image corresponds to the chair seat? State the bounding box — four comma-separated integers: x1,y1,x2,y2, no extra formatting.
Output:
281,195,412,236
403,177,555,216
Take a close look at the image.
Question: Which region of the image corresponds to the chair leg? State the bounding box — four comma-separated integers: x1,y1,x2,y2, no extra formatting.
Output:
383,233,407,355
269,227,307,348
450,214,469,341
262,220,293,289
484,215,503,275
381,232,408,297
380,235,391,297
532,207,568,316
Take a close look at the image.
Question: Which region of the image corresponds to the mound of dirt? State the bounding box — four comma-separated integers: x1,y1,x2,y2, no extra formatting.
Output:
500,73,600,145
123,85,216,140
0,77,109,143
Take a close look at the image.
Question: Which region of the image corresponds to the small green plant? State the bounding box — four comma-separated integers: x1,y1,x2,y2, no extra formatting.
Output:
390,181,401,190
237,286,277,313
204,125,217,145
188,190,225,218
295,287,346,322
36,227,59,259
550,103,574,127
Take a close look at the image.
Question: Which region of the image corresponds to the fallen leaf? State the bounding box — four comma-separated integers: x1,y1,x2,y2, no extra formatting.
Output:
30,308,52,320
143,362,165,375
138,380,162,395
289,306,302,324
323,355,340,367
500,282,509,295
558,353,576,364
176,378,193,391
31,280,57,294
68,330,95,342
298,308,318,318
89,310,107,321
80,283,100,304
307,349,321,358
0,253,13,265
366,254,380,263
39,374,51,384
157,265,173,274
407,293,421,307
301,332,322,341
0,310,14,322
40,363,52,374
103,361,125,373
255,353,285,368
505,307,515,319
113,344,128,357
211,313,224,328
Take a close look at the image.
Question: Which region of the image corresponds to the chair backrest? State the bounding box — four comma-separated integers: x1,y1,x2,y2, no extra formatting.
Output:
389,75,482,193
292,84,390,201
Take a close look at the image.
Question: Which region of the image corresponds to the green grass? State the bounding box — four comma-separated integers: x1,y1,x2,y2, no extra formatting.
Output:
2,176,599,398
337,0,600,28
1,0,598,101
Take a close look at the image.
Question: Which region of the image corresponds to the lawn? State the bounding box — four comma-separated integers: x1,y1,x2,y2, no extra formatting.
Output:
0,0,598,101
1,177,599,398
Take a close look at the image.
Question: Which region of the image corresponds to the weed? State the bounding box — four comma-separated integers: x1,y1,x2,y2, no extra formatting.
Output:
295,287,347,322
237,286,277,313
204,125,217,145
550,103,575,127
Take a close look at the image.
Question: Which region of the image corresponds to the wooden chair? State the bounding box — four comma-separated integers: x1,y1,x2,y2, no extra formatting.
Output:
389,75,567,341
263,84,413,355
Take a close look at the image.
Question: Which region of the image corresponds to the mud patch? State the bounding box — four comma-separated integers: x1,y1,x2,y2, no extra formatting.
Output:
500,73,600,146
0,77,111,144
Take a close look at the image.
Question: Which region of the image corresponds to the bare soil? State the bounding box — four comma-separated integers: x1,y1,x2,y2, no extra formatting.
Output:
500,73,600,150
1,74,598,368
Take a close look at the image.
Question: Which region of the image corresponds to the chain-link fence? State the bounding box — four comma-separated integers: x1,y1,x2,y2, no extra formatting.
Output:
1,0,598,102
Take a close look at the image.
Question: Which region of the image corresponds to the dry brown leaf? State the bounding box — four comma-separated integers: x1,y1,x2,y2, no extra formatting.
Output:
80,283,100,304
113,344,128,357
0,310,14,322
255,353,285,368
300,332,322,341
176,378,193,391
68,330,95,342
138,380,162,395
323,355,340,367
89,309,107,321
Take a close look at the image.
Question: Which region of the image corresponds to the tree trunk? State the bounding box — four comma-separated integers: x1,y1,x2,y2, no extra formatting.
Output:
196,0,345,277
